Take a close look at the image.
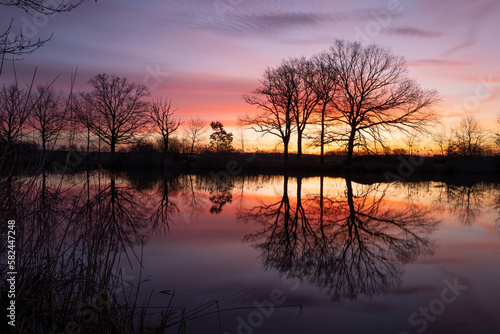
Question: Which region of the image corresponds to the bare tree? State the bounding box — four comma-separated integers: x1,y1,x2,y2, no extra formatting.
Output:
29,84,67,154
184,116,207,156
309,53,338,164
148,98,182,154
431,125,449,156
324,40,439,165
0,82,32,150
1,0,88,13
1,19,48,69
76,73,150,156
240,62,296,161
0,0,89,62
404,129,420,156
179,136,189,155
288,57,322,159
234,127,246,153
448,115,488,156
72,94,94,154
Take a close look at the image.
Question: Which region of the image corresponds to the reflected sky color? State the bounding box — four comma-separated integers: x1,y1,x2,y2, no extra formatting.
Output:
3,170,500,332
136,174,500,333
1,0,500,150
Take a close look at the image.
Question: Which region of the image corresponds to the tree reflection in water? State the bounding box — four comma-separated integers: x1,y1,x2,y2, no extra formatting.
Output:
150,176,181,235
2,170,499,331
0,170,218,333
495,184,500,234
441,183,490,226
239,176,439,301
208,178,233,214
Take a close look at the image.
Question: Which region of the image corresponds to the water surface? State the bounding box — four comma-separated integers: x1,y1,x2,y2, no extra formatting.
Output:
1,171,500,333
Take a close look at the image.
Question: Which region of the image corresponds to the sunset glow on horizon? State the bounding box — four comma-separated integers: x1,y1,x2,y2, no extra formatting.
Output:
1,0,499,153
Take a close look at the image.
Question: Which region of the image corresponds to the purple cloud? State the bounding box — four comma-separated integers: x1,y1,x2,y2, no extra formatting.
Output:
384,27,443,39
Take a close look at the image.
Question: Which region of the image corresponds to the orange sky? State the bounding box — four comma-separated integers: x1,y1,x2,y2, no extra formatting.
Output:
1,0,499,153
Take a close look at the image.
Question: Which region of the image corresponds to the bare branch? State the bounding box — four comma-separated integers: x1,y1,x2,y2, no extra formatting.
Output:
324,39,439,164
148,98,183,154
76,73,150,155
183,116,207,155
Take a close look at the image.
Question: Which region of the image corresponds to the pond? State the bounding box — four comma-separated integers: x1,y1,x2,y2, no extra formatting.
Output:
1,170,500,333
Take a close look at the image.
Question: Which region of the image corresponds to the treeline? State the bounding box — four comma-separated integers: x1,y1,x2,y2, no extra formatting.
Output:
239,39,500,164
0,73,236,168
431,115,500,157
2,40,500,171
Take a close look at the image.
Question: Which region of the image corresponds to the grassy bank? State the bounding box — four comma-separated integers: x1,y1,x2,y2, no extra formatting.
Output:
2,149,500,178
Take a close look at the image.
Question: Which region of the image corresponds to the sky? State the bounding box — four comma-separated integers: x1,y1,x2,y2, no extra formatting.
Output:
1,0,500,152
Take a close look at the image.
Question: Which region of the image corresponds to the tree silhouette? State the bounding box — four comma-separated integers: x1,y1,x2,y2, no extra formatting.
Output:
431,124,450,156
441,182,491,226
240,177,438,301
69,171,153,249
180,174,207,219
323,40,439,165
148,98,182,155
0,0,89,62
29,84,67,155
0,82,33,160
448,115,488,156
184,116,207,156
209,121,233,153
309,54,338,165
207,176,234,214
241,62,296,162
76,73,150,156
287,57,322,159
150,177,181,235
0,170,183,332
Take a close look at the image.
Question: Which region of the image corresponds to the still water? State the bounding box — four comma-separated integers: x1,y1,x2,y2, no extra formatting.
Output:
1,170,500,333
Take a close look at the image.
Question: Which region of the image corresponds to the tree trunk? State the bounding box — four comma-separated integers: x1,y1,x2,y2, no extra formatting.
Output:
42,138,46,156
319,176,324,229
320,105,326,165
87,127,90,156
346,178,355,218
345,127,356,166
297,129,302,159
283,174,290,226
284,139,289,161
296,176,302,208
111,141,116,161
165,132,169,154
163,137,168,155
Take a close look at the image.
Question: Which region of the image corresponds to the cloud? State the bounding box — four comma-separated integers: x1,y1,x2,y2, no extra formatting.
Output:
384,27,443,39
407,59,473,67
444,0,499,55
199,10,372,34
